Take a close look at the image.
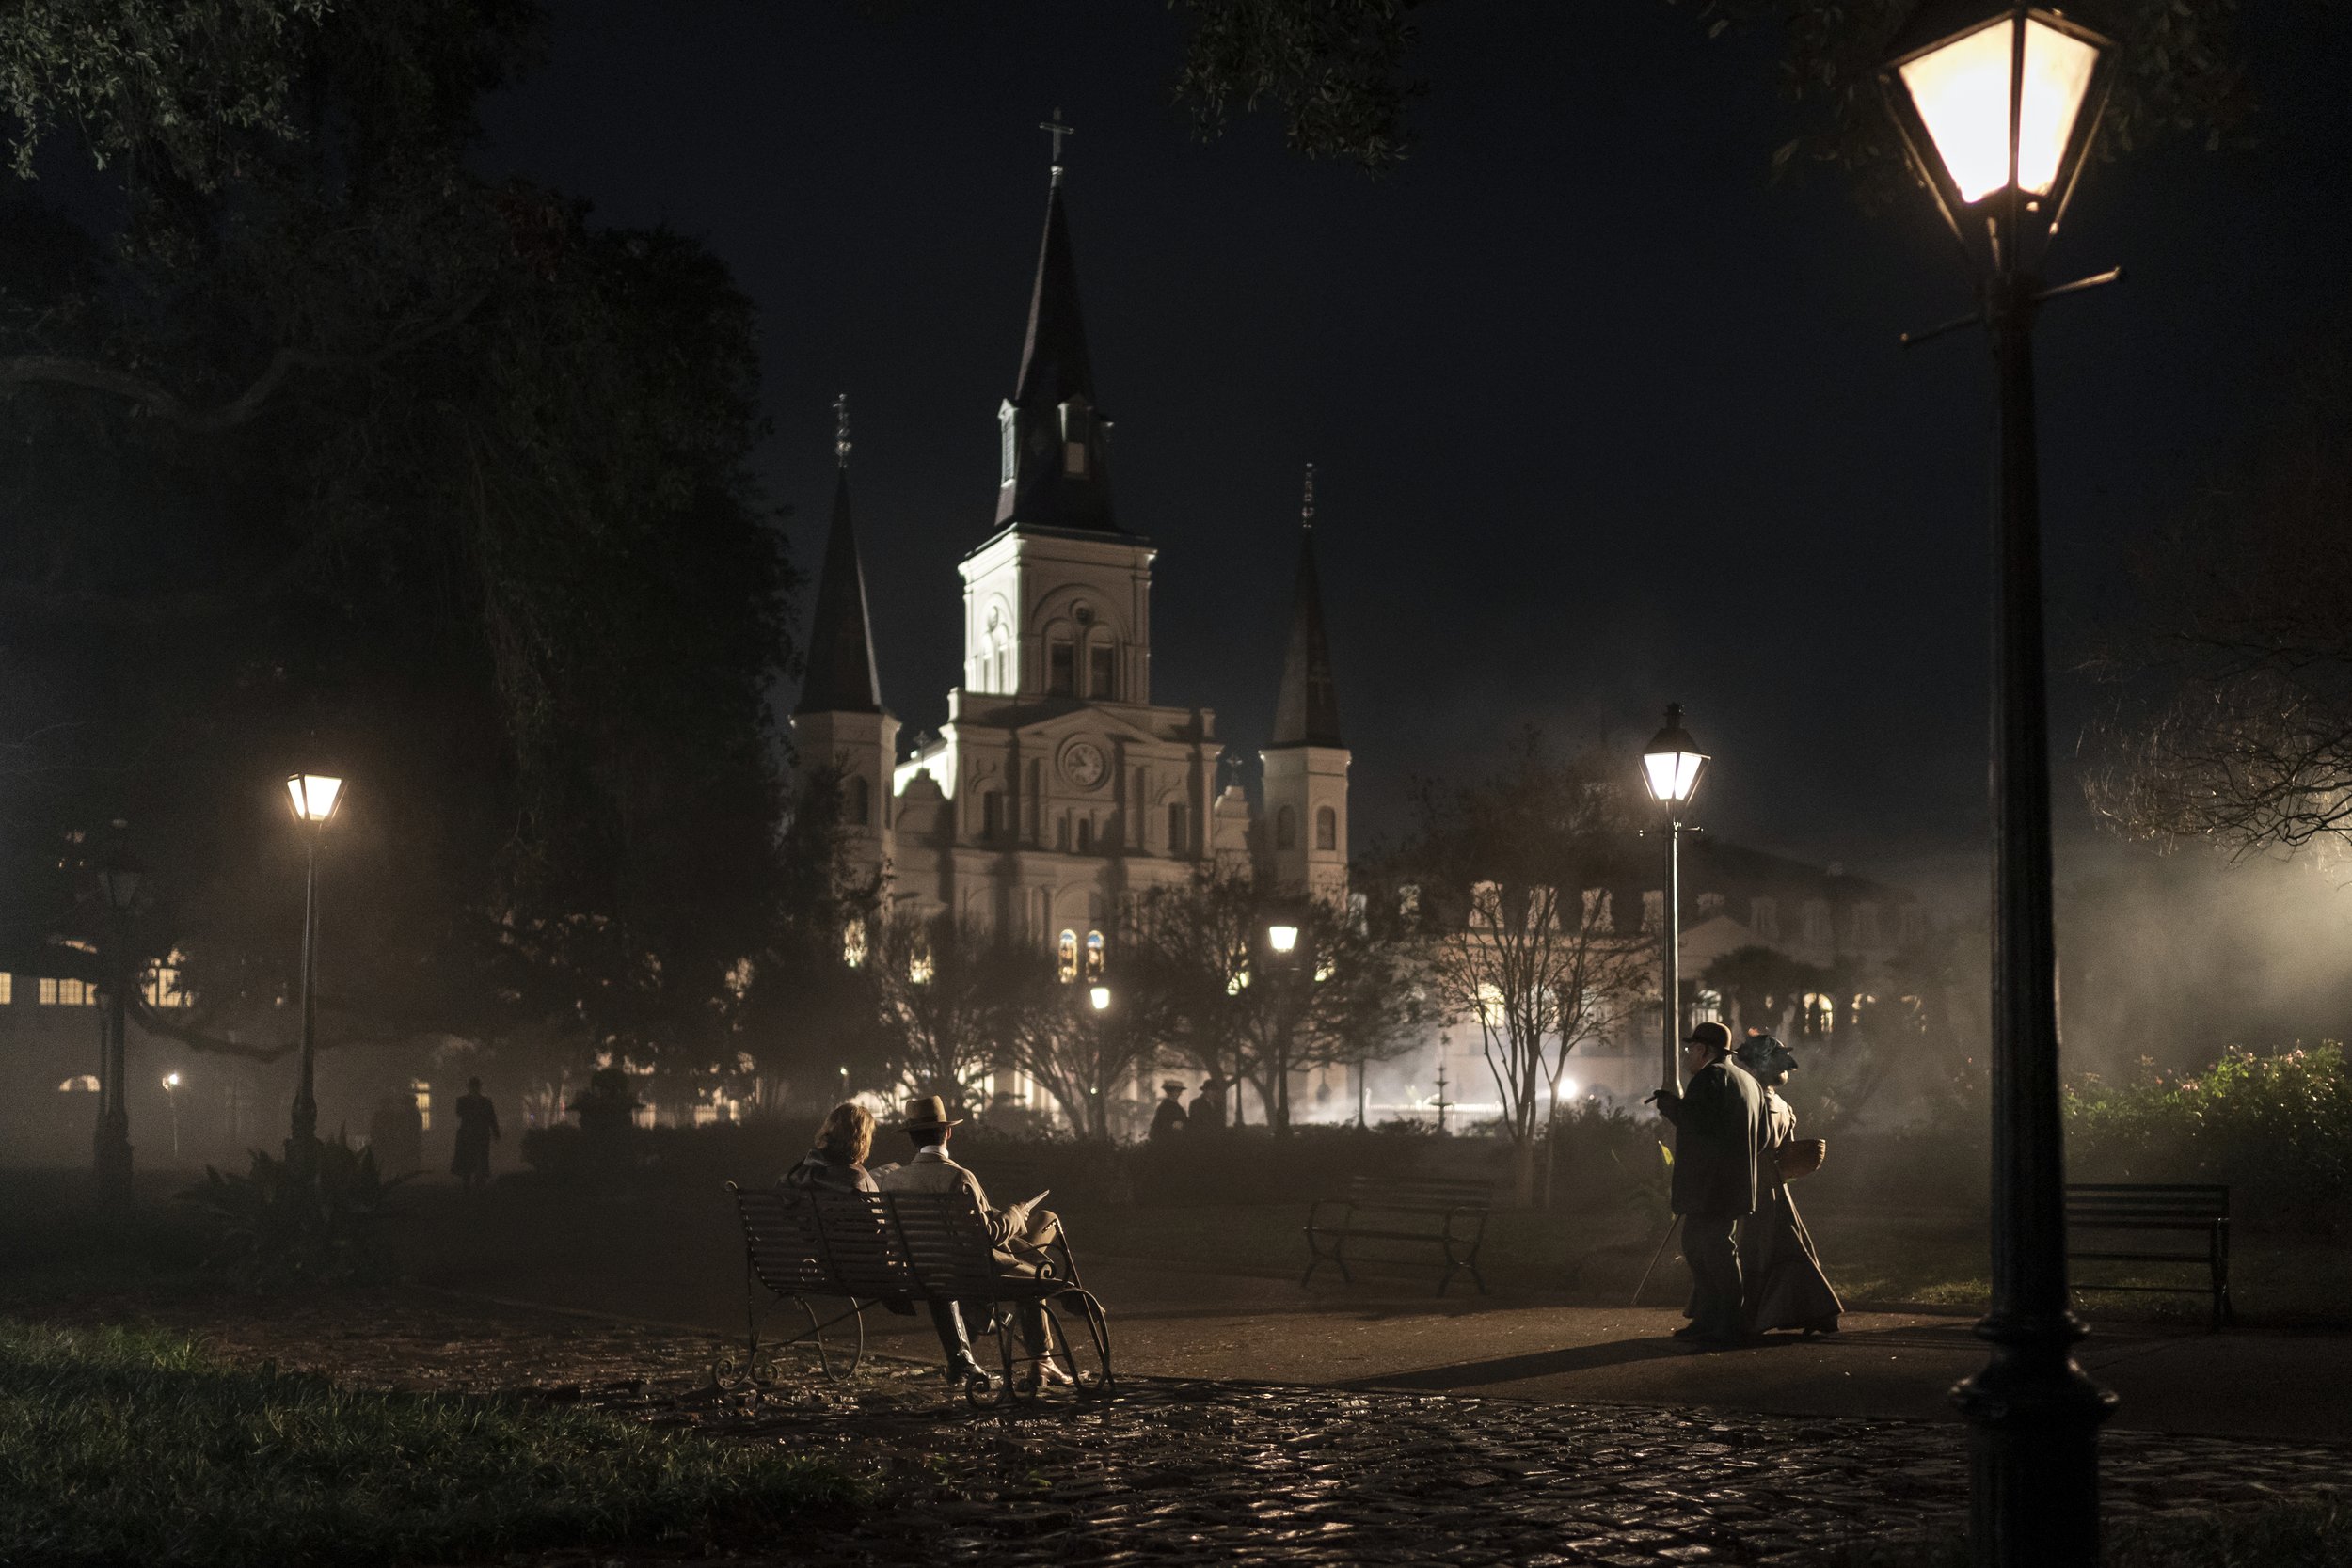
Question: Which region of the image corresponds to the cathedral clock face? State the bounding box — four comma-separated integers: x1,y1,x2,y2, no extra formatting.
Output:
1061,740,1107,789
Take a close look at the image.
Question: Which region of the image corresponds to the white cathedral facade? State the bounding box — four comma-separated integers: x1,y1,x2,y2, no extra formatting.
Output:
790,155,1350,997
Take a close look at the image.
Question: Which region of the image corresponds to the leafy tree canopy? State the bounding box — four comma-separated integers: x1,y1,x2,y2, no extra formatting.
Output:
0,1,798,1080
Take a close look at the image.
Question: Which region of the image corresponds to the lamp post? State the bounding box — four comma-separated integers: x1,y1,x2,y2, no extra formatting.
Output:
284,772,345,1166
161,1071,183,1162
1261,910,1308,1133
93,836,144,1208
1879,8,2122,1564
1641,704,1708,1095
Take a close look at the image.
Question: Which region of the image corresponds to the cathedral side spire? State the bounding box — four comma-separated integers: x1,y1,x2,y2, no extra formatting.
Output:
795,412,884,717
993,119,1117,533
1268,467,1343,750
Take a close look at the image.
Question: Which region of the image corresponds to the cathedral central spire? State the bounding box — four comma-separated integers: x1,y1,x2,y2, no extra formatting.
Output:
1269,464,1343,750
993,125,1117,534
796,395,883,717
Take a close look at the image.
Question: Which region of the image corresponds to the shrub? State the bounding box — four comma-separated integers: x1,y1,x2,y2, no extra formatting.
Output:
2066,1043,2352,1235
175,1138,410,1288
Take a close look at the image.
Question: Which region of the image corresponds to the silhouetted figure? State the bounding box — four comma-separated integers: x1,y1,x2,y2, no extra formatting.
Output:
1650,1021,1768,1347
1734,1036,1841,1335
568,1067,641,1192
1149,1080,1189,1143
874,1095,1069,1391
1187,1074,1228,1133
368,1092,423,1176
782,1101,881,1195
451,1078,500,1191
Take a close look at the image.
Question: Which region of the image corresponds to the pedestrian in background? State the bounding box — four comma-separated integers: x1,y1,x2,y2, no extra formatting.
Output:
451,1077,501,1191
1650,1021,1768,1348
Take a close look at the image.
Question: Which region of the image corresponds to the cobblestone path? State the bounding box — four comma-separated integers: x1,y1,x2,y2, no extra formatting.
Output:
93,1290,2352,1565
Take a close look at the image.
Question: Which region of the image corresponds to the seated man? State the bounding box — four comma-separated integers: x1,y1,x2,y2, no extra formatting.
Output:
873,1094,1070,1390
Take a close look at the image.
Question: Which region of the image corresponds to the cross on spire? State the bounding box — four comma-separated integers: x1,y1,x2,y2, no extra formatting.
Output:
1039,109,1075,184
1300,461,1316,529
833,391,850,468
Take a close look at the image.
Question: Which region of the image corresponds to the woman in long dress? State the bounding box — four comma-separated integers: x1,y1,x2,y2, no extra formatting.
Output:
1736,1035,1842,1336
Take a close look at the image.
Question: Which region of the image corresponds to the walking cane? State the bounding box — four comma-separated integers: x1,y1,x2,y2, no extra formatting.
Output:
1629,1214,1680,1307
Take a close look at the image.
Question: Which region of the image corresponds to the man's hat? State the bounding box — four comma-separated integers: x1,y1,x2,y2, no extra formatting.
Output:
1162,1080,1187,1093
1200,1072,1229,1088
903,1094,962,1131
1683,1021,1732,1051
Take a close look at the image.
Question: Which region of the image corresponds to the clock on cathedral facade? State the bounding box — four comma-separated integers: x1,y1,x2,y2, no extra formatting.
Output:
788,146,1350,989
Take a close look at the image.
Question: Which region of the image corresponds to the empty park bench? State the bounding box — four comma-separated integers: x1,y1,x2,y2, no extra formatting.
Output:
722,1182,1115,1403
1302,1174,1496,1296
2065,1182,2233,1328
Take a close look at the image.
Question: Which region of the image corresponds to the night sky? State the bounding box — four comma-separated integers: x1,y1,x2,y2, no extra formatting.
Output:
478,2,2352,884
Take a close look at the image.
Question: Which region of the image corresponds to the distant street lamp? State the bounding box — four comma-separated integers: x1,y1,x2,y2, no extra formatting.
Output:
1265,922,1300,957
160,1071,183,1161
1641,704,1708,1095
1260,907,1311,1132
284,772,344,1164
1879,7,2122,1565
93,834,144,1208
1089,984,1112,1012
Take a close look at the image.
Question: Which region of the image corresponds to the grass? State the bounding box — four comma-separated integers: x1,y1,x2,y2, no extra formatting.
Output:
1820,1499,2352,1567
0,1317,855,1568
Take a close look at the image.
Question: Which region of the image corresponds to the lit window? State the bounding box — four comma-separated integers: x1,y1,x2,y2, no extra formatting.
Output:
412,1079,433,1132
1801,991,1836,1037
1475,983,1506,1029
0,974,10,1005
1695,989,1724,1024
57,1074,99,1092
842,918,868,970
1057,930,1079,983
40,978,94,1006
145,954,189,1009
1275,806,1296,851
37,977,56,1006
1085,930,1105,981
908,942,934,986
1314,805,1337,852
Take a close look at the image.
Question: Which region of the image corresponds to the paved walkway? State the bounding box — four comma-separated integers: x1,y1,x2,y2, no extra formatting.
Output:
407,1192,2352,1445
146,1289,2352,1568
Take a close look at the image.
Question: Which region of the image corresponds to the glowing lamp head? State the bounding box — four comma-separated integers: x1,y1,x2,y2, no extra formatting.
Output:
1641,703,1708,804
1880,3,2115,249
285,773,344,826
1266,924,1300,957
162,1071,182,1089
1089,984,1112,1012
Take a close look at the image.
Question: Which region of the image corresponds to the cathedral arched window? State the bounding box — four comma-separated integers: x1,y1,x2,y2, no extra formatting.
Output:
1275,805,1296,851
1084,930,1105,981
1314,805,1337,852
846,775,870,828
1088,637,1115,699
1057,930,1079,983
999,405,1016,486
1048,635,1075,696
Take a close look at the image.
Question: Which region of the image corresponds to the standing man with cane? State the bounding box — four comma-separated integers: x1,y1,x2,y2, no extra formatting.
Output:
1650,1021,1768,1348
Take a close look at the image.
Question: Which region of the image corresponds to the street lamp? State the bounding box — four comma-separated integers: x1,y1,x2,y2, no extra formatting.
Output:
1089,984,1112,1012
1641,704,1708,1095
93,834,144,1208
1265,923,1299,957
1880,8,2121,1566
285,772,344,1164
161,1071,183,1161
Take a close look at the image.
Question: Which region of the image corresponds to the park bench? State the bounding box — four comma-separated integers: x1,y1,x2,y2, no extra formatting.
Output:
1302,1173,1496,1296
2065,1182,2233,1328
722,1182,1115,1403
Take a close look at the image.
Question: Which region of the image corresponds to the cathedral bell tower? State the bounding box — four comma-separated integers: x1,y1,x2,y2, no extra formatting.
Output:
790,396,898,878
1259,465,1349,903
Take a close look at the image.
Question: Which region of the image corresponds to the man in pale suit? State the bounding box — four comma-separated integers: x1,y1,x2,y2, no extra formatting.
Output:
873,1095,1069,1389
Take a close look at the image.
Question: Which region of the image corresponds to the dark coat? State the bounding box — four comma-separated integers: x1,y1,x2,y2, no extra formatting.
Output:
1659,1055,1768,1217
780,1149,878,1195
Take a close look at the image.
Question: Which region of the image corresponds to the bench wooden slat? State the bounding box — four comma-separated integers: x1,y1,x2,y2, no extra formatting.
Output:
2063,1180,2232,1328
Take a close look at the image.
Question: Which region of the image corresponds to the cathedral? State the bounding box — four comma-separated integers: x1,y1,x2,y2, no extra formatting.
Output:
789,148,1350,981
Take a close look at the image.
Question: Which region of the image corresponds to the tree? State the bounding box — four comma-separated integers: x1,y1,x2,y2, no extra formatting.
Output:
1393,729,1649,1202
2084,348,2352,860
868,915,1025,1115
1004,978,1156,1141
1122,868,1428,1133
0,2,797,1097
1702,945,1830,1039
1168,0,2249,182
